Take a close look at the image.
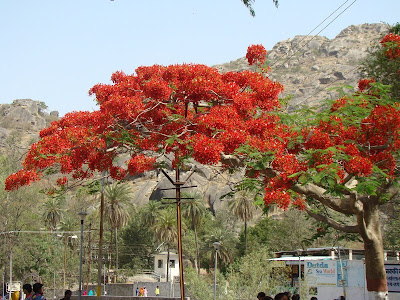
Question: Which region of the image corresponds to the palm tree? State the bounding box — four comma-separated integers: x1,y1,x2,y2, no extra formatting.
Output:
104,183,132,281
182,191,206,274
153,208,178,282
43,197,63,231
141,200,162,227
59,215,78,289
203,227,236,269
228,190,258,252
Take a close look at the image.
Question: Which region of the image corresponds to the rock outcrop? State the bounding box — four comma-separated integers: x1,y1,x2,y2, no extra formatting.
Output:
0,99,58,151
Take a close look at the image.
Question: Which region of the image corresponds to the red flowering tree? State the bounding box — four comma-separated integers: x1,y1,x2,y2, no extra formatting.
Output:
239,34,400,297
5,45,285,295
361,31,400,100
5,59,284,191
247,78,399,298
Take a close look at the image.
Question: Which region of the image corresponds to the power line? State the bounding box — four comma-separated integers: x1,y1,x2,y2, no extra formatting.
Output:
270,0,353,69
270,0,358,71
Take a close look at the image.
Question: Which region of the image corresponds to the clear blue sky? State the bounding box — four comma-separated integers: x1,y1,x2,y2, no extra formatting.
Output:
0,0,399,116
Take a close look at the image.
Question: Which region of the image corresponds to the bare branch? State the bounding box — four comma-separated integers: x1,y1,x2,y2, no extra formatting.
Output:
292,183,354,215
305,207,359,234
377,180,399,203
342,173,354,185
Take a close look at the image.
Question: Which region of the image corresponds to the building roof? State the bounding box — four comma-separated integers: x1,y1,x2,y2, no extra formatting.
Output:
273,247,400,261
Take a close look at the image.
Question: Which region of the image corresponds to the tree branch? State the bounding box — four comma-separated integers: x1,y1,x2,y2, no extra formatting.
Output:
305,207,359,234
292,183,354,215
377,180,399,203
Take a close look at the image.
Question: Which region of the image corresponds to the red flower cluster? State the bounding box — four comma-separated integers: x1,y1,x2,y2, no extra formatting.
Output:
345,156,373,177
331,97,351,112
264,189,291,210
246,44,267,66
56,177,68,186
109,166,128,180
292,197,306,210
192,134,224,165
302,128,332,149
381,33,400,59
128,155,156,175
5,170,39,191
370,151,396,175
358,78,375,92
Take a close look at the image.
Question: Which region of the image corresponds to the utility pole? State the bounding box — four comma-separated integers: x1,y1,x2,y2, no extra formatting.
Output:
96,172,106,298
160,167,197,300
86,223,92,293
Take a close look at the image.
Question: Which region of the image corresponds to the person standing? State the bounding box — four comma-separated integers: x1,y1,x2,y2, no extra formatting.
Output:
23,284,33,300
155,286,160,296
274,293,289,300
60,290,71,300
143,287,147,297
135,287,139,296
139,287,144,297
32,283,46,300
257,292,266,300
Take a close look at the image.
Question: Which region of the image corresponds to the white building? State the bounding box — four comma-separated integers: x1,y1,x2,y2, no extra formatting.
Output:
153,251,180,282
270,247,400,300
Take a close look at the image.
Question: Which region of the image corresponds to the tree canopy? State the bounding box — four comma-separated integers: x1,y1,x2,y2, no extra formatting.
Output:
5,44,283,192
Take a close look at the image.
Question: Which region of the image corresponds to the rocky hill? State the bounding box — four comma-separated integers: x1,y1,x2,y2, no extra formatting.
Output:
215,23,390,109
0,99,59,151
0,23,391,213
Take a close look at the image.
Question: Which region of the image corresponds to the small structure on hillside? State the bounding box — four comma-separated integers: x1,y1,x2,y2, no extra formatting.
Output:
153,251,180,282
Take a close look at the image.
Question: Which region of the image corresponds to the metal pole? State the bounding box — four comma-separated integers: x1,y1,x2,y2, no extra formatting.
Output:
214,248,218,300
9,249,12,300
63,236,67,289
78,217,85,300
53,272,56,299
298,255,301,295
337,247,346,298
175,168,185,300
86,224,92,293
97,172,105,299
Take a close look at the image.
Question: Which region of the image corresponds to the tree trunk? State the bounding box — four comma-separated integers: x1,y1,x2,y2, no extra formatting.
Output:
244,204,248,252
359,202,388,300
63,236,67,289
109,229,113,273
194,220,200,274
115,227,118,283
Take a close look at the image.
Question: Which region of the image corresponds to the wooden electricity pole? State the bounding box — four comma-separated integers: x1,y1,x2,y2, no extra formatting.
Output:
160,167,196,300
